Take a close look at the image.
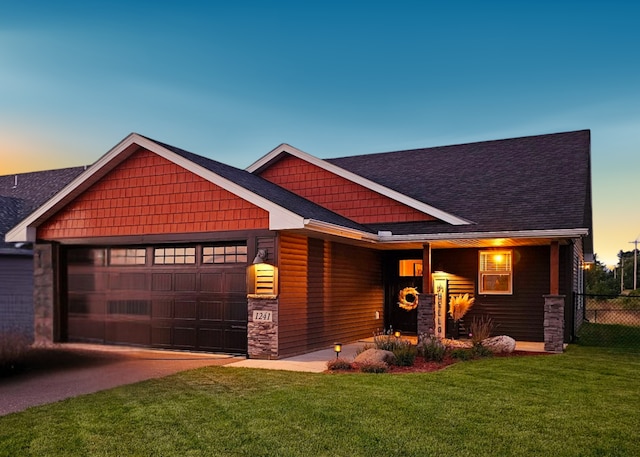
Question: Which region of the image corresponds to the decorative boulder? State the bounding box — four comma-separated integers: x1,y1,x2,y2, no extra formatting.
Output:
481,335,516,353
354,348,396,365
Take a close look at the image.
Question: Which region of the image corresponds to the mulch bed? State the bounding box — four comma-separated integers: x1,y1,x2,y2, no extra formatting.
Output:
329,351,551,374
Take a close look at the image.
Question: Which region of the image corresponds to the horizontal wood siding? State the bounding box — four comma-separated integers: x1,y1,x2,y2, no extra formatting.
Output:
433,246,551,342
278,234,383,357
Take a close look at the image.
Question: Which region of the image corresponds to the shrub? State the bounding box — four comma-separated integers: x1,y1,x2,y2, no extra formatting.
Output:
450,348,473,361
359,361,388,373
470,344,494,358
373,329,402,351
392,343,417,366
327,358,354,371
418,333,446,362
469,315,495,345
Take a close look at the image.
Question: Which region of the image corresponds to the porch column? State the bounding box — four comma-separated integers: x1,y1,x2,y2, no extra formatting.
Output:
33,243,58,347
550,241,560,295
422,243,432,294
247,296,279,359
417,293,436,336
544,294,565,353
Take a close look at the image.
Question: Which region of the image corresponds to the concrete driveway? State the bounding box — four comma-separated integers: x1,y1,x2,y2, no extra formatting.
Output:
0,344,240,416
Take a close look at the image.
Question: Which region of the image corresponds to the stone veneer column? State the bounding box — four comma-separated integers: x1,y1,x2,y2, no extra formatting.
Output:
247,296,279,359
33,244,56,347
417,293,436,337
544,295,565,353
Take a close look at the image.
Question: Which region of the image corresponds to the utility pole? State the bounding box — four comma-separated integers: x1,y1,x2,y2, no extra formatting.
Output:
629,237,639,291
619,250,625,293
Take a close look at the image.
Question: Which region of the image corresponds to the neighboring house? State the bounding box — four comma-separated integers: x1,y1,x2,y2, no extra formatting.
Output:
0,167,86,340
5,130,593,355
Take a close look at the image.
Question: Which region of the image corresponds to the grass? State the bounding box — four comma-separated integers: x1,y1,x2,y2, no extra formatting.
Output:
1,346,639,456
577,321,640,347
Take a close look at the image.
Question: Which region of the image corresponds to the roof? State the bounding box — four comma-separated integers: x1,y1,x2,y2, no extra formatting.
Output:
5,130,592,254
0,167,86,252
327,129,593,252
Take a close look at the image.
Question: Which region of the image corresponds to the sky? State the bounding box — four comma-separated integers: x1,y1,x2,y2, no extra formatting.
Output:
1,0,639,267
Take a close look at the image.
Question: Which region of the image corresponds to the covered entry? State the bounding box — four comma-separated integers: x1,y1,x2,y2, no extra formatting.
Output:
65,243,248,354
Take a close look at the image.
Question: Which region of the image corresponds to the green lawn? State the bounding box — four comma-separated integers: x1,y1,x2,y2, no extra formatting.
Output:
1,346,639,457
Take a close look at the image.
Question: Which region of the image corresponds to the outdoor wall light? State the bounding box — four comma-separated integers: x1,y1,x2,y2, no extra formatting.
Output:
394,330,401,338
253,249,268,264
333,342,342,359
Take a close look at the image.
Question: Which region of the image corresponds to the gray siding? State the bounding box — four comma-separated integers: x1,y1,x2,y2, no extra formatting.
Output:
0,254,34,340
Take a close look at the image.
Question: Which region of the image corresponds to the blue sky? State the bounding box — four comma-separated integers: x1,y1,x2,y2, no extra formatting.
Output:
1,1,639,266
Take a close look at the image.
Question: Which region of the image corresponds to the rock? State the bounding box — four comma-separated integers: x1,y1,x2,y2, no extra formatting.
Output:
353,348,396,365
481,335,516,353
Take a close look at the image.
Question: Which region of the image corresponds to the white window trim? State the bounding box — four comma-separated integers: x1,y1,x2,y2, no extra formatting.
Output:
478,250,513,295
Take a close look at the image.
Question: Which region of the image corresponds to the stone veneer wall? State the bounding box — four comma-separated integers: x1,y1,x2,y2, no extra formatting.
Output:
33,244,56,347
544,295,565,353
247,296,279,359
417,293,435,336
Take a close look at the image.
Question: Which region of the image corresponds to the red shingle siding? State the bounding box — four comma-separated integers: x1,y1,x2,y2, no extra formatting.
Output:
259,154,434,224
38,149,269,239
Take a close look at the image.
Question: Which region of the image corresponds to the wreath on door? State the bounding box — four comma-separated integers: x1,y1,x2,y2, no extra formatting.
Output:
398,287,419,311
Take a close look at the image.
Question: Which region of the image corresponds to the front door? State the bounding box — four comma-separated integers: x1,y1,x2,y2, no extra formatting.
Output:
384,256,422,335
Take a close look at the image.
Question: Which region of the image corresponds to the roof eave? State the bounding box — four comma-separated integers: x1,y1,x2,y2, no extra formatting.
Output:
377,228,591,243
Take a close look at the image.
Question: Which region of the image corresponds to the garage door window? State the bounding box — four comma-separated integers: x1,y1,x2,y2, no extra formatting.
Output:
203,244,247,264
154,247,196,265
110,248,146,265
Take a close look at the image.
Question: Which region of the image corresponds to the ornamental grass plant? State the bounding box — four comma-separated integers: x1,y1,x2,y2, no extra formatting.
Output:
449,293,475,322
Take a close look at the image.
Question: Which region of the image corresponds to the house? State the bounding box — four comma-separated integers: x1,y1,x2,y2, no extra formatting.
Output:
0,167,86,340
5,130,593,356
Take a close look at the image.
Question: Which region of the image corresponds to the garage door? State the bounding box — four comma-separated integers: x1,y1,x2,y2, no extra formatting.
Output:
66,244,248,354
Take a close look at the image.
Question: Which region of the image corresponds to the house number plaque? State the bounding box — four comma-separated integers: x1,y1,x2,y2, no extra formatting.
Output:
252,310,273,322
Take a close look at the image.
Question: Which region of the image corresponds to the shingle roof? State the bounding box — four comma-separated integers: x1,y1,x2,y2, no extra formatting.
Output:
327,130,592,240
0,167,86,250
146,138,372,233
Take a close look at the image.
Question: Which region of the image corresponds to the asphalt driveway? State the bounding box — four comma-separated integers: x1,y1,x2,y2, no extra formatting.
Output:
0,344,240,416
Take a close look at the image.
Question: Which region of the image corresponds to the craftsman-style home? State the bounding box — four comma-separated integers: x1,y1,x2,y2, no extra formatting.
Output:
5,130,593,356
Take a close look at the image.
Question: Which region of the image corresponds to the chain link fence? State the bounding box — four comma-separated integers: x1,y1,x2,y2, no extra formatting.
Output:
576,294,640,348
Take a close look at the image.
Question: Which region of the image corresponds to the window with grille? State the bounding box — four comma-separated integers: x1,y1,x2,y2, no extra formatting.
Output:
479,250,513,294
110,248,146,265
202,244,247,264
154,247,196,265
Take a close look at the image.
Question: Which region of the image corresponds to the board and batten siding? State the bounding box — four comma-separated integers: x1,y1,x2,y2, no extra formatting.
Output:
277,233,383,357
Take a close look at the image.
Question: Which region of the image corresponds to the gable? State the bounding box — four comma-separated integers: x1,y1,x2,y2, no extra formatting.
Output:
258,154,435,225
38,148,269,240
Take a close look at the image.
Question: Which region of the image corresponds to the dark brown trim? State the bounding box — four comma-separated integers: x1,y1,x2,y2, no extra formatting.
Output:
40,229,275,246
550,241,560,295
422,243,431,294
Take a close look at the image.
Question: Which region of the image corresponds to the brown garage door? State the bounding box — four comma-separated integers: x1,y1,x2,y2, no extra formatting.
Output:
66,244,248,354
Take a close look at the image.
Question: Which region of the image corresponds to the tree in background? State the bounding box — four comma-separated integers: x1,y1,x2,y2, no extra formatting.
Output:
585,254,618,295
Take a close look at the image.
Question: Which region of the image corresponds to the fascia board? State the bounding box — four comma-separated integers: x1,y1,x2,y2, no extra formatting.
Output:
247,143,472,226
6,133,143,243
377,228,590,243
6,134,307,243
303,219,378,242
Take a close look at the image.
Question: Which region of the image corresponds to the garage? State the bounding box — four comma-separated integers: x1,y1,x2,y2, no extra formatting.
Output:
65,243,248,354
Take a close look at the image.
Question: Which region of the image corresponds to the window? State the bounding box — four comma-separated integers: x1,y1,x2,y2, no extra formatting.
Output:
154,247,196,265
110,248,146,265
203,244,247,264
479,250,512,294
399,259,422,277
